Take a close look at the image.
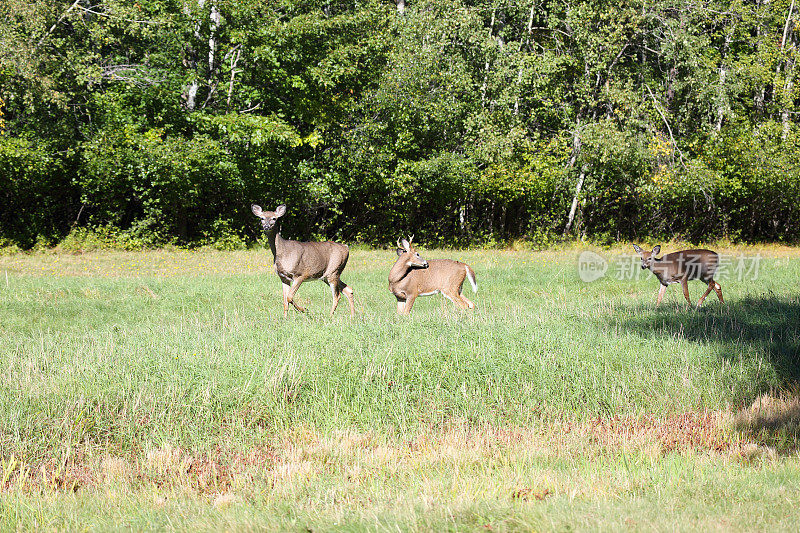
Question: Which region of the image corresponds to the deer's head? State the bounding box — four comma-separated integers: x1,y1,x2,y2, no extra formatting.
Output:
396,236,428,268
252,204,286,231
632,244,661,270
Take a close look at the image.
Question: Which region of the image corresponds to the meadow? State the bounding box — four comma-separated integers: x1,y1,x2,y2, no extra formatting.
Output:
1,245,799,531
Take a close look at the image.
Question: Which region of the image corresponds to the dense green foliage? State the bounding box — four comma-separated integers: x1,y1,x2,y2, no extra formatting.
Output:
2,0,800,247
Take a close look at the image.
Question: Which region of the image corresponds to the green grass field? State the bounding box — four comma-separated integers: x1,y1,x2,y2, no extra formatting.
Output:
1,246,799,531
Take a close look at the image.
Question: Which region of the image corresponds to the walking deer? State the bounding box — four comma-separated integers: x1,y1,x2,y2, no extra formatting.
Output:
389,237,477,315
252,204,355,317
632,244,724,308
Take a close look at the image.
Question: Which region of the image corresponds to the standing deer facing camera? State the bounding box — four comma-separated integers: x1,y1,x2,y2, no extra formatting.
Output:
632,244,724,308
389,237,477,315
252,204,355,317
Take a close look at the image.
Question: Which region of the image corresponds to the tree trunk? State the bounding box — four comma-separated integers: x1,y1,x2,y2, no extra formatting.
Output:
715,31,733,132
480,9,496,109
200,2,221,109
183,0,206,111
183,0,221,111
226,46,241,110
782,67,795,140
564,164,587,235
514,3,536,116
564,122,585,236
779,0,796,140
754,0,767,117
208,4,220,74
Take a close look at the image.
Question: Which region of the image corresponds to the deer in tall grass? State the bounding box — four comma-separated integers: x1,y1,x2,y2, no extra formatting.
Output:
389,237,477,315
632,244,724,308
252,204,355,317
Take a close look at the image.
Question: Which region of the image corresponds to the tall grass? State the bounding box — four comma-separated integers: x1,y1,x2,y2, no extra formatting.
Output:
1,247,799,530
3,249,797,453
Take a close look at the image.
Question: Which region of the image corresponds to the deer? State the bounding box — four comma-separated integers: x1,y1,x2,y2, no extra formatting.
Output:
389,236,477,315
632,244,724,308
252,204,355,317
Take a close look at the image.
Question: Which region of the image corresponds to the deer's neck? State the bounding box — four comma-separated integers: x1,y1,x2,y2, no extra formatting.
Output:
266,224,287,261
649,257,669,283
388,257,412,285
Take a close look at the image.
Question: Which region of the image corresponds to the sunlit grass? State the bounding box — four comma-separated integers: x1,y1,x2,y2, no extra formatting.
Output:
1,246,799,531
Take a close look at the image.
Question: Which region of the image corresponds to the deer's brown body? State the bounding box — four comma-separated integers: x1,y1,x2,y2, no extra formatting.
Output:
633,244,724,307
253,204,355,317
389,238,477,315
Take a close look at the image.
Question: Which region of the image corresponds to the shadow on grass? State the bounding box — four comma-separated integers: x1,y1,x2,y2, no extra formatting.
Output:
617,294,800,452
733,391,800,454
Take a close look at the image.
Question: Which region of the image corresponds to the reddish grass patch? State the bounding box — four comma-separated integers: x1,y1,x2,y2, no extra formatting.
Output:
580,410,730,453
5,401,793,495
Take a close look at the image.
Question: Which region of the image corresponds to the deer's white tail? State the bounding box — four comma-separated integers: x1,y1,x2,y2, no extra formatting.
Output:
465,265,477,293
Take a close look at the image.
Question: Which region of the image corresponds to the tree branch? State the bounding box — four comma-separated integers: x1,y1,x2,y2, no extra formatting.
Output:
36,0,82,49
646,84,687,170
76,5,163,24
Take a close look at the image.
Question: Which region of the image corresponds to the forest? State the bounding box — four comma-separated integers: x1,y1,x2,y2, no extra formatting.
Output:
1,0,799,248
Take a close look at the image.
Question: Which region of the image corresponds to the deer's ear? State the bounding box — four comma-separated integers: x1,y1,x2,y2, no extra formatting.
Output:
251,204,264,218
275,205,287,217
400,238,410,251
632,244,642,254
396,248,405,257
652,245,661,256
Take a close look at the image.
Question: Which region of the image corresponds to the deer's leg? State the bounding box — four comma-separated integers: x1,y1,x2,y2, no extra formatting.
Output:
444,289,468,310
281,282,291,317
286,275,308,313
459,289,475,310
454,280,474,309
327,278,342,317
442,276,468,309
697,281,715,308
328,279,354,317
680,278,693,306
402,293,418,315
340,281,355,317
713,281,724,303
396,299,406,314
441,291,454,309
655,284,667,306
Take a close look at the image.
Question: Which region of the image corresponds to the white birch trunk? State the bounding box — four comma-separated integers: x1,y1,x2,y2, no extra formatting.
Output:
480,9,496,109
183,0,206,111
514,3,536,116
565,165,587,235
779,0,796,139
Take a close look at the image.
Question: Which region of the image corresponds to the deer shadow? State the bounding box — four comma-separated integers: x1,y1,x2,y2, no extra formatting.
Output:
614,295,800,451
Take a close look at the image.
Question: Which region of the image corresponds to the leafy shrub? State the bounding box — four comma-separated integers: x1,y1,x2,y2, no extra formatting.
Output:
55,226,151,253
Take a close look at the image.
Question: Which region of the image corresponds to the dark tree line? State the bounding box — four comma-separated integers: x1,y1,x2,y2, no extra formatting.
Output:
1,0,799,248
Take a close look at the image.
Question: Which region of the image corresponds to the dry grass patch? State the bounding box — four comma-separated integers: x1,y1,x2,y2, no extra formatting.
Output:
0,408,778,494
734,391,800,454
4,398,797,497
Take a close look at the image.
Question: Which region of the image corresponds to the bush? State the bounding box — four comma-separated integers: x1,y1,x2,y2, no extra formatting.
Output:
55,227,151,253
